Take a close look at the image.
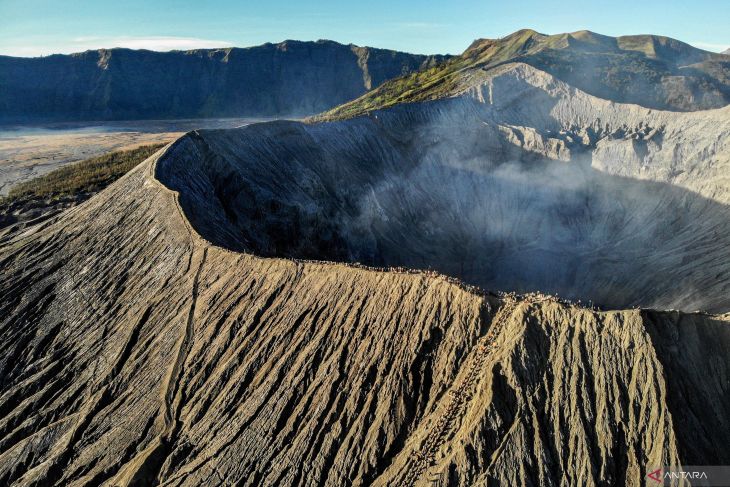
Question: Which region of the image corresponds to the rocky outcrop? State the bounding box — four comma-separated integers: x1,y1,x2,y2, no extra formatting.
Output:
0,41,447,123
0,148,728,486
459,63,730,203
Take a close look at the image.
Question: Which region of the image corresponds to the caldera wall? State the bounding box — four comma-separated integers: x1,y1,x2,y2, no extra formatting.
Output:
157,94,730,311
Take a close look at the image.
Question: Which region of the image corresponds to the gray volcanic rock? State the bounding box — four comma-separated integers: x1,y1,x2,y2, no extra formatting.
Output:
0,41,447,123
159,64,730,311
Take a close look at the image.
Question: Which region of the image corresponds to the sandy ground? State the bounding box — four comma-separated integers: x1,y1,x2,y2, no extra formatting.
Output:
0,131,182,194
0,118,271,195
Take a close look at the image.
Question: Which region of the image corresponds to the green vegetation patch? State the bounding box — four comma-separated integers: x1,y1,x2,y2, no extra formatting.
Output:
5,143,164,202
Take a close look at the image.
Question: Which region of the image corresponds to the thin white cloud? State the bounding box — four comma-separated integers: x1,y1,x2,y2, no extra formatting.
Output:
79,36,234,51
690,41,730,53
1,36,234,57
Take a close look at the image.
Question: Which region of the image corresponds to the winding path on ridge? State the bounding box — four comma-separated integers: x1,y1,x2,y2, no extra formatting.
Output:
403,296,519,486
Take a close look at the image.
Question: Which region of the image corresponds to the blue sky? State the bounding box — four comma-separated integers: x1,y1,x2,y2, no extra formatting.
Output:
1,0,729,57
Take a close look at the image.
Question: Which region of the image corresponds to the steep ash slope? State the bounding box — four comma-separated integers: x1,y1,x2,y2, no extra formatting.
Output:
159,65,730,311
0,148,728,486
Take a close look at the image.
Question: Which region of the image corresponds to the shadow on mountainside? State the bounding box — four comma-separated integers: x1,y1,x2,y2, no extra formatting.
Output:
156,112,730,313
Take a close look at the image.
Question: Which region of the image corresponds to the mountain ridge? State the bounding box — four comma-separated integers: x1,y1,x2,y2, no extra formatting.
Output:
319,29,730,119
0,40,448,123
42,38,445,59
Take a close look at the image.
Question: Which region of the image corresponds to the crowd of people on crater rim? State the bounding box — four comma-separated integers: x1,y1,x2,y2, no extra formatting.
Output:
288,257,606,311
194,231,610,311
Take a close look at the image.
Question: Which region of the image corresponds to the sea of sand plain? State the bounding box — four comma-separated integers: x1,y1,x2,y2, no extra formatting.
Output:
0,118,269,194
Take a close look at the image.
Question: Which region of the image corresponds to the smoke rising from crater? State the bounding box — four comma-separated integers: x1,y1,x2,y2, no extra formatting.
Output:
159,72,730,312
341,105,729,310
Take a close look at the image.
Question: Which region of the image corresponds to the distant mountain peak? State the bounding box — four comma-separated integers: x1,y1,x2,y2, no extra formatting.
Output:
323,29,730,119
